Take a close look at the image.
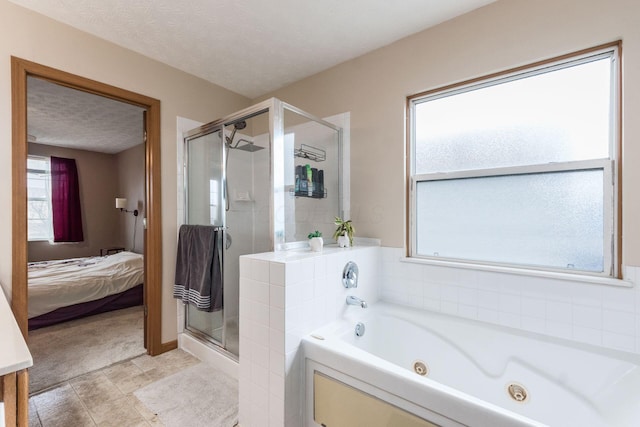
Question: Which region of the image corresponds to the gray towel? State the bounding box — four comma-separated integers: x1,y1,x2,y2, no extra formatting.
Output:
173,225,222,311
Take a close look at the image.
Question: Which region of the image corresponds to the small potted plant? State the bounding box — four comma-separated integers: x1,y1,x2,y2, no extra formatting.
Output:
308,230,323,252
333,217,354,248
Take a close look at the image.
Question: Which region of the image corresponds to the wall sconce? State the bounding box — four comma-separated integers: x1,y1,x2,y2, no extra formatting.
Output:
115,197,139,216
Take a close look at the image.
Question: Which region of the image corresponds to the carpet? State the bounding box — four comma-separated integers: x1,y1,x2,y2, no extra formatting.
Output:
134,362,238,427
28,306,146,393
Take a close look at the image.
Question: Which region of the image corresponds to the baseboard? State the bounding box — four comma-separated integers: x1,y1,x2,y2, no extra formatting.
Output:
160,340,178,354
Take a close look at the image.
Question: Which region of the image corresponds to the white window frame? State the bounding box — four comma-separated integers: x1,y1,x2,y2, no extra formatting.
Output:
408,45,620,278
27,155,53,242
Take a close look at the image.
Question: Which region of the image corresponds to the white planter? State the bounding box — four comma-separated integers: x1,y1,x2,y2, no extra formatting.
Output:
309,237,323,252
337,235,350,248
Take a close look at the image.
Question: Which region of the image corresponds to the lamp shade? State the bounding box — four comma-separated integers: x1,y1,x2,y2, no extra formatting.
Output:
115,198,127,209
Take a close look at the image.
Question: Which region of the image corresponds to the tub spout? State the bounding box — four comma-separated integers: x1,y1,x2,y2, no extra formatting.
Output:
346,295,367,308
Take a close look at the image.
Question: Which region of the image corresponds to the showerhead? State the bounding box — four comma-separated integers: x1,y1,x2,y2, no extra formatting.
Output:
232,139,265,152
226,120,248,146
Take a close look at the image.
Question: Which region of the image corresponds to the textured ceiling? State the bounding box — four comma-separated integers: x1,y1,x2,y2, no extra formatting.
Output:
28,77,144,154
11,0,496,98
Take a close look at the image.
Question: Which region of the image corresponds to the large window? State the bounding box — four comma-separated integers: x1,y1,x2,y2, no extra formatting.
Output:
27,156,53,241
409,46,619,277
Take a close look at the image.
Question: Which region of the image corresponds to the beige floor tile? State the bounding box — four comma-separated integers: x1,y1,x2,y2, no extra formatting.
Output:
88,395,147,427
70,373,124,412
102,360,145,382
32,384,95,427
113,371,155,394
31,383,78,414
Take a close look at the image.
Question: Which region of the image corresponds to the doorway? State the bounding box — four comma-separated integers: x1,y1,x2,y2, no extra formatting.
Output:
11,57,163,359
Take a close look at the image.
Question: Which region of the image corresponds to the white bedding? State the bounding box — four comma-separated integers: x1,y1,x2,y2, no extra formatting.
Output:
28,251,144,318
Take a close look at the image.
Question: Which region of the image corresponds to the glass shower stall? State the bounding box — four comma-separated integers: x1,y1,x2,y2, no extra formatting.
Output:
182,98,343,358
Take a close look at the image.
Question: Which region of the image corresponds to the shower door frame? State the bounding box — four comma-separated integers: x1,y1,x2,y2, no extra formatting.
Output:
182,97,343,354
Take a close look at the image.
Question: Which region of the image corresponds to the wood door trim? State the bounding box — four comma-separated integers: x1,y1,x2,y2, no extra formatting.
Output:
10,57,165,356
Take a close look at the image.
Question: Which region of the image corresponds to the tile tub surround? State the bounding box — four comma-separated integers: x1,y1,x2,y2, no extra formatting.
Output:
380,247,640,355
239,244,640,425
238,244,380,427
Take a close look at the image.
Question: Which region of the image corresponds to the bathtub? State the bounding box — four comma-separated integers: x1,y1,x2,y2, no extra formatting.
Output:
302,302,640,427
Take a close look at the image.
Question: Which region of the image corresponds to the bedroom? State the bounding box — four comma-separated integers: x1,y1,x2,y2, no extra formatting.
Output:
25,75,148,393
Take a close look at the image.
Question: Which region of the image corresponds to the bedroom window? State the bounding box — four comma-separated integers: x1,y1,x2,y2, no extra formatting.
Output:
27,156,53,241
408,45,620,277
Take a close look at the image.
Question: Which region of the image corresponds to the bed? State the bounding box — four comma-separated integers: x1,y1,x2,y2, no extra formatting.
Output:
28,251,144,330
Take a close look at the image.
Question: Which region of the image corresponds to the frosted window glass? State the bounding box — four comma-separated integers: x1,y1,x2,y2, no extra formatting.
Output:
415,58,611,173
416,170,604,272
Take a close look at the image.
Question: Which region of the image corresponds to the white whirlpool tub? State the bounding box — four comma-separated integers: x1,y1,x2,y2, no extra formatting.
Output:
302,302,640,427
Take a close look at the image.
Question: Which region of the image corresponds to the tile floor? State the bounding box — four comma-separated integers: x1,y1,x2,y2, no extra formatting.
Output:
29,349,202,427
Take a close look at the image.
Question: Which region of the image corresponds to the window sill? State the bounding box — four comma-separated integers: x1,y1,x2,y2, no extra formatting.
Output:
401,257,634,288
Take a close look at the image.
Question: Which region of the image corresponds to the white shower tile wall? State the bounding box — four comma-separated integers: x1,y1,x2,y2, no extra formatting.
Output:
380,247,640,355
238,245,380,427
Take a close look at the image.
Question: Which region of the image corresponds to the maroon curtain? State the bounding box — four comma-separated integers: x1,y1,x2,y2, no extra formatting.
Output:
51,156,84,242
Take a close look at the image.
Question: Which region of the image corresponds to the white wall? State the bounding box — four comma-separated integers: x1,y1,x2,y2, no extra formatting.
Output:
0,0,250,343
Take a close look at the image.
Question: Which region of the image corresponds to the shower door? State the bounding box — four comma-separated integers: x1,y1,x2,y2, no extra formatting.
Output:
183,126,227,348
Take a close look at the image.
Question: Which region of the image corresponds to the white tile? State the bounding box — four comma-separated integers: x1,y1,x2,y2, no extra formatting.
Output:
405,280,424,298
423,297,441,312
475,272,502,292
382,290,409,305
572,284,602,307
477,290,499,310
269,394,285,426
285,260,306,285
572,305,602,330
499,278,522,296
252,259,270,282
603,310,635,335
424,265,459,285
314,256,328,280
270,284,285,309
313,278,329,299
603,331,635,352
573,326,602,346
300,279,314,302
546,321,572,340
498,311,520,329
254,322,270,348
546,301,572,323
269,262,285,286
441,285,459,303
269,373,285,400
521,316,546,335
458,304,478,320
521,297,545,319
251,361,269,390
239,256,251,278
458,288,478,306
270,306,285,331
499,293,521,315
270,349,284,376
252,280,270,305
441,301,458,315
250,383,269,411
601,287,636,313
252,342,270,369
477,308,499,324
285,283,303,308
422,282,441,300
542,280,573,303
251,301,270,325
269,328,285,354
